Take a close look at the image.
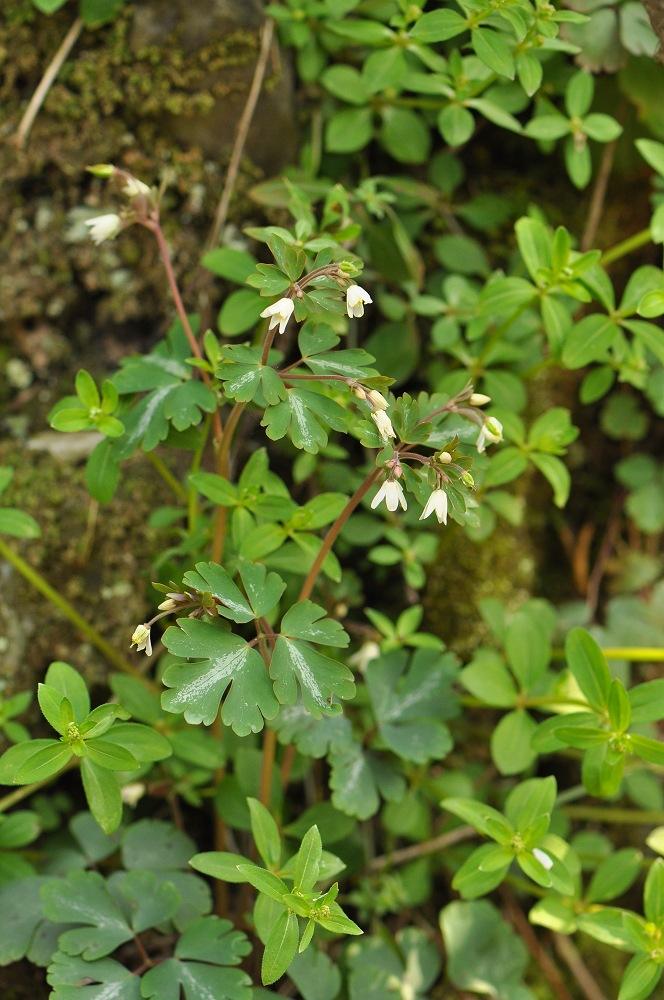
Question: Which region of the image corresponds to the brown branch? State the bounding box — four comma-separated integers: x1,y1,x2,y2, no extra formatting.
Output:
13,17,84,150
207,18,275,250
500,887,573,1000
581,138,618,252
553,933,608,1000
367,825,475,872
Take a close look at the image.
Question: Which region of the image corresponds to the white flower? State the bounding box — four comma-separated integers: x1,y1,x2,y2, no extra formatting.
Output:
121,782,146,806
533,847,554,871
470,392,491,406
123,176,152,199
420,488,448,525
438,451,452,464
260,296,295,335
367,389,388,411
346,284,372,319
371,479,407,513
85,213,122,245
371,409,396,442
476,416,503,453
130,623,152,656
349,641,381,672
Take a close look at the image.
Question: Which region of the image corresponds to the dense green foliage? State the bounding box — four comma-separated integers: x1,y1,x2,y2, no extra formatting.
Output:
2,0,664,997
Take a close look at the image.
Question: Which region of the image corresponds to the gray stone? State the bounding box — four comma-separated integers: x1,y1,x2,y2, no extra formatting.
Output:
129,0,297,168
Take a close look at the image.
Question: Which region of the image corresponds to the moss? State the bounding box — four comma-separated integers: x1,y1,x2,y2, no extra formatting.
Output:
423,519,537,658
0,0,269,327
0,440,171,694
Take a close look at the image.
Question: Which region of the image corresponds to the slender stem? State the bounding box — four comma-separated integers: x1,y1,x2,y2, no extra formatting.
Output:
563,805,664,824
550,646,664,662
581,137,618,252
0,759,78,814
188,417,211,533
601,228,651,266
0,538,144,680
367,824,475,872
298,467,381,602
553,933,607,1000
500,887,573,1000
13,17,84,149
145,451,187,502
207,18,275,250
259,729,277,807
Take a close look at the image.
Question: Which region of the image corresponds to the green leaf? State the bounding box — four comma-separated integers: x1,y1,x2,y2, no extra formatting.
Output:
0,508,41,539
644,858,664,922
75,369,100,409
586,848,643,904
607,679,631,732
46,953,141,1000
483,448,527,487
329,743,405,820
438,105,475,146
270,637,355,717
236,863,289,903
491,710,538,775
80,759,122,834
380,108,431,164
293,825,322,893
530,453,572,508
504,776,556,833
637,137,664,176
0,811,40,849
321,65,370,105
183,561,254,624
80,0,125,26
42,870,133,959
262,387,348,454
43,661,90,721
248,798,282,870
162,620,279,735
583,114,622,142
218,289,265,337
102,722,171,763
142,916,252,999
618,954,662,1000
365,648,457,763
563,313,620,368
472,28,514,78
566,71,594,117
441,900,529,994
202,247,257,283
190,851,253,884
84,739,138,772
442,797,513,841
85,440,120,504
460,650,517,707
326,107,373,154
262,910,299,986
0,739,73,786
188,472,238,506
565,628,611,712
410,9,467,41
280,602,349,647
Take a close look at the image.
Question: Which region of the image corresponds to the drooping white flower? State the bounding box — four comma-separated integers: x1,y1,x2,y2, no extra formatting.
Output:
470,392,491,406
85,213,122,245
476,416,503,453
367,389,388,411
130,623,152,656
346,284,372,319
533,847,554,871
420,488,448,525
349,640,381,672
123,176,152,199
121,782,146,806
260,297,295,335
371,479,407,513
371,409,396,442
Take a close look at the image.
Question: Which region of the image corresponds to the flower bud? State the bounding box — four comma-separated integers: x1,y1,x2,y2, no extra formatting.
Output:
460,471,475,488
86,163,115,178
367,389,388,411
352,384,367,401
438,451,452,464
470,392,491,406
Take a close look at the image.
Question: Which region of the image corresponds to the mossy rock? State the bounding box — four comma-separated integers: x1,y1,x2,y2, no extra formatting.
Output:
0,440,170,696
0,0,295,329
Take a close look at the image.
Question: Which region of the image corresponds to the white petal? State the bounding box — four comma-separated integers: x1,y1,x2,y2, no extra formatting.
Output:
533,848,554,871
371,484,387,509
